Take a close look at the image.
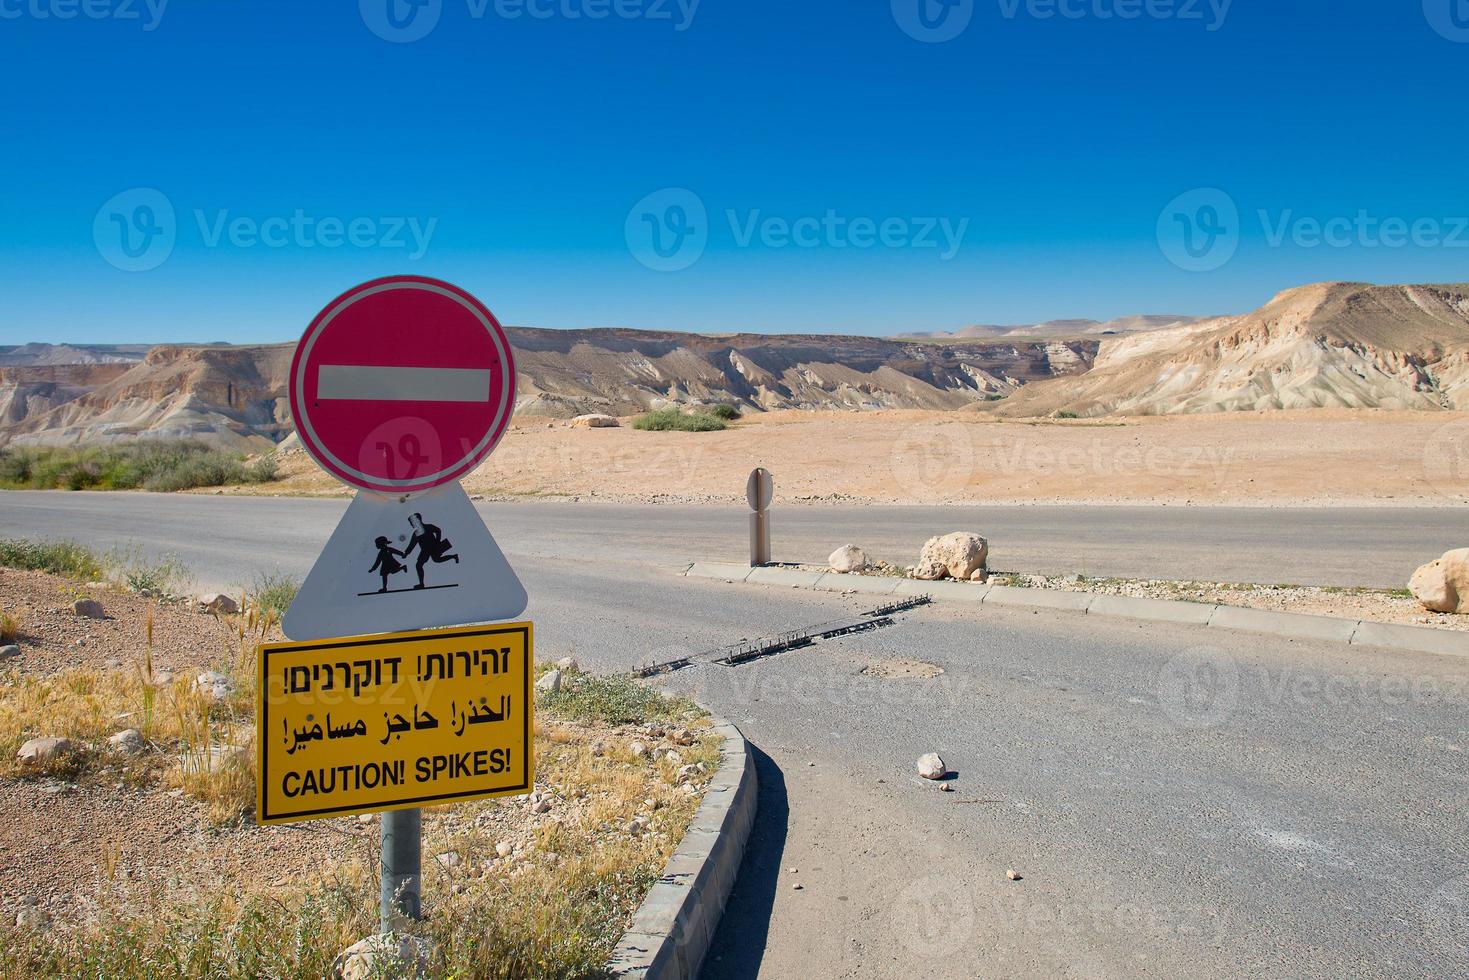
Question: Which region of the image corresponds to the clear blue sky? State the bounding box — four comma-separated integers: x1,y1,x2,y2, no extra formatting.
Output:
3,0,1468,344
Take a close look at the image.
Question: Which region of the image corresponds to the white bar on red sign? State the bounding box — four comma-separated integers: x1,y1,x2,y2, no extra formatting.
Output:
315,365,492,403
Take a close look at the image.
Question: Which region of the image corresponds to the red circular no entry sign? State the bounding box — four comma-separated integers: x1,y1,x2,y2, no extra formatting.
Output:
289,276,516,495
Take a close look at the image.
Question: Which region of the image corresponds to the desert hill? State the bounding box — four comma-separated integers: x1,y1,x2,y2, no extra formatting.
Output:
0,331,1095,449
902,314,1205,342
992,282,1469,417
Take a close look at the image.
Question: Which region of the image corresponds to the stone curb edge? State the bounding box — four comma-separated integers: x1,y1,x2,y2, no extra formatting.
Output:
607,712,757,979
683,562,1469,660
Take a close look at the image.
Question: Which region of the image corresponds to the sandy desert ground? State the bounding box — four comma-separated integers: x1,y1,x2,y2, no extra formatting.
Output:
242,409,1469,508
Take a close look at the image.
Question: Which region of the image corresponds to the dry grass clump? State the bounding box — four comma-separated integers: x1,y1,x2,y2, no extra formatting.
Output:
0,610,18,644
0,670,721,978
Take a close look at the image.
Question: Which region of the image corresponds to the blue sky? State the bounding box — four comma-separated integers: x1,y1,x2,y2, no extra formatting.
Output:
2,0,1468,343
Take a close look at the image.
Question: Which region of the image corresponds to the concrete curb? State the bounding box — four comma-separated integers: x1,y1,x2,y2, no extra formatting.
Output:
684,563,1469,659
607,715,757,979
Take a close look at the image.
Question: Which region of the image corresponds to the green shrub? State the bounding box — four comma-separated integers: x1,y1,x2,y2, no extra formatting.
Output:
1055,411,1080,420
539,671,704,725
0,539,107,580
248,571,299,620
631,408,727,432
0,441,280,492
707,403,742,420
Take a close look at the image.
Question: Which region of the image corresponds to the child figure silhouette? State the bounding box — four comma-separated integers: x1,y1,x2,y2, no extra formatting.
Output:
368,536,407,593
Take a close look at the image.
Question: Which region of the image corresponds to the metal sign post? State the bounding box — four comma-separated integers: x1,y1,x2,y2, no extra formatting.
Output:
269,275,530,936
747,467,773,567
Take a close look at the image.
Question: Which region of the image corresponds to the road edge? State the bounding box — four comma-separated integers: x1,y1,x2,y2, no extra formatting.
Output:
607,713,757,979
683,562,1469,659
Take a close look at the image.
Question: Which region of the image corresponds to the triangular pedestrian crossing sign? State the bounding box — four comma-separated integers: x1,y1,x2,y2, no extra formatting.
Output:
282,482,527,641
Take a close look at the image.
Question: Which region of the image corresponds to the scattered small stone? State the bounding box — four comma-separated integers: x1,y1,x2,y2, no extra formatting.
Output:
535,669,563,695
435,852,462,869
792,883,804,891
530,799,552,814
591,742,606,757
941,783,955,793
1007,869,1022,881
72,598,104,619
625,816,648,835
106,729,147,755
554,656,579,673
917,753,948,780
104,658,122,669
496,841,514,858
17,737,75,766
664,750,682,765
629,741,649,758
357,814,375,825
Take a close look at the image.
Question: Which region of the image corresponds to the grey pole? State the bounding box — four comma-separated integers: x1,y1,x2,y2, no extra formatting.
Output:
380,807,422,932
746,467,773,567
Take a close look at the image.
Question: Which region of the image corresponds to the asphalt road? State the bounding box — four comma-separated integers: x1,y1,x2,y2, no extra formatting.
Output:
0,491,1464,588
1,491,1466,977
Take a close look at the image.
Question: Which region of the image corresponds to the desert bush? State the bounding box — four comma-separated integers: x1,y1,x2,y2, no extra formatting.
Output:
0,538,108,580
707,403,742,420
1054,410,1080,419
631,408,727,432
0,441,279,492
538,670,704,726
247,571,299,623
110,547,191,597
0,611,18,644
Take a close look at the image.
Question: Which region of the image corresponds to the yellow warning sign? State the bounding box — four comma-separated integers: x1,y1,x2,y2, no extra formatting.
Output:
256,622,533,825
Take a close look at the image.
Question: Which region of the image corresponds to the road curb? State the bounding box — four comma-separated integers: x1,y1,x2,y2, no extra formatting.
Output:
684,563,1469,659
607,714,757,979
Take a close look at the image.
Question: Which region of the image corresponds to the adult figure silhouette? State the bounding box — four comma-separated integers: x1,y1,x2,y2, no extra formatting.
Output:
403,512,459,589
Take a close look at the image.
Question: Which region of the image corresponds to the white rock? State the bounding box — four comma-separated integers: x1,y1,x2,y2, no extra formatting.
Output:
1410,548,1469,614
194,670,235,702
916,752,948,780
496,841,514,858
332,933,435,980
968,568,989,583
571,413,620,428
196,593,240,615
72,598,104,619
555,656,580,673
535,669,563,694
106,729,147,755
14,907,47,929
17,737,75,765
628,741,649,758
913,533,989,582
828,544,869,574
434,851,462,869
0,645,20,661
